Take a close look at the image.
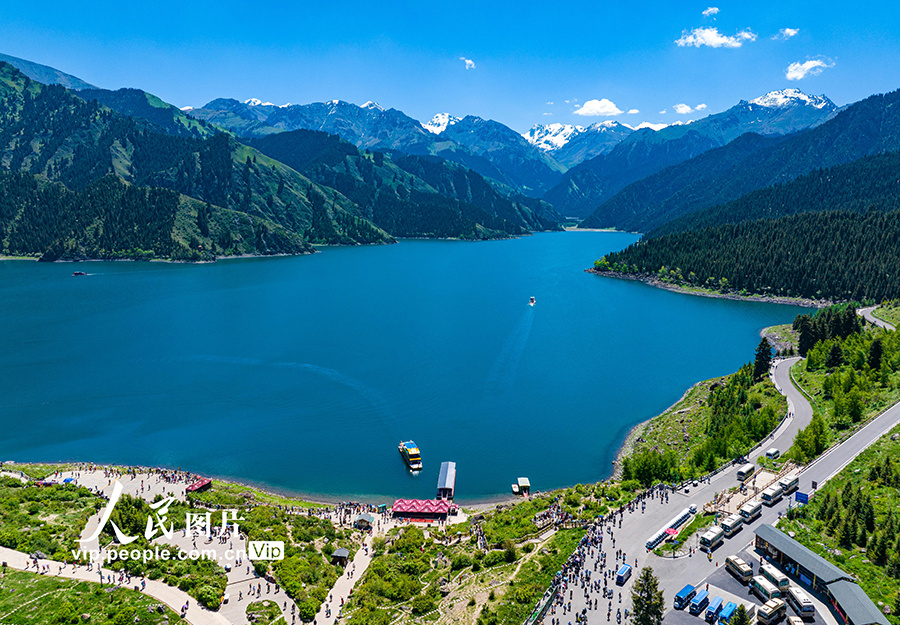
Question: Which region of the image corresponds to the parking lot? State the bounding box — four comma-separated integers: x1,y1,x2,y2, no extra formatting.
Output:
661,545,839,625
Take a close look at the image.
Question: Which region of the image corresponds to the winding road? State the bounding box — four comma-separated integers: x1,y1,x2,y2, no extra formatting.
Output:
537,310,900,625
859,306,896,331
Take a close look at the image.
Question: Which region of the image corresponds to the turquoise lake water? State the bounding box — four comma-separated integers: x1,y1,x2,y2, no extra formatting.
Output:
0,232,808,502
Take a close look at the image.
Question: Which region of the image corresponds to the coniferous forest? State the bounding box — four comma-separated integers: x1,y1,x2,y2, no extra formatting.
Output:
595,209,900,302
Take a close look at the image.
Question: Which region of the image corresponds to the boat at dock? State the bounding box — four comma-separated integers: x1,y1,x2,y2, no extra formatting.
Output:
399,440,422,470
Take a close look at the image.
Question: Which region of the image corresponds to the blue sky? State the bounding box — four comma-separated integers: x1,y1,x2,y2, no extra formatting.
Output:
2,1,899,132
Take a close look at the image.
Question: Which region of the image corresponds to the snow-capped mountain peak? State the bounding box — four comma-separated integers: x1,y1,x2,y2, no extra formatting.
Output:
749,89,833,110
523,123,584,151
245,98,276,107
423,113,461,134
362,101,384,111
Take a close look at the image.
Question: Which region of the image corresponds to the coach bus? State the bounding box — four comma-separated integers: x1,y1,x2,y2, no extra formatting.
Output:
737,463,755,481
722,514,744,537
751,575,782,601
726,555,753,583
758,599,787,625
762,485,784,506
706,596,725,623
778,474,800,495
761,563,790,592
700,527,725,552
740,499,762,522
719,602,738,625
786,586,816,620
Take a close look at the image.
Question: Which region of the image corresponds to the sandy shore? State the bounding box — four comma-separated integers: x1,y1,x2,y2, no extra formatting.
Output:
586,268,828,308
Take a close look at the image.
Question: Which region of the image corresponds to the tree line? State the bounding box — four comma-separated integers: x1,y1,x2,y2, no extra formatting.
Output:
595,208,900,302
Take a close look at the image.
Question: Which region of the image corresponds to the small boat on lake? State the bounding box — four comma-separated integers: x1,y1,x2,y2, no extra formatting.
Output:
399,440,422,471
73,271,87,276
529,296,535,306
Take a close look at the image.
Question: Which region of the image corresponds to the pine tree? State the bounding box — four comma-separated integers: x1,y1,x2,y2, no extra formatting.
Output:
732,604,751,625
868,338,883,370
631,566,665,625
754,338,773,381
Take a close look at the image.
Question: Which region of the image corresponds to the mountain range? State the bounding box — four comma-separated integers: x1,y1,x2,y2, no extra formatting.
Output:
3,50,896,271
544,89,839,218
581,87,900,233
0,59,563,261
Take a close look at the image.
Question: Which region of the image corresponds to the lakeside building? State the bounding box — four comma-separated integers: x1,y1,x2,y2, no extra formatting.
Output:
754,524,889,625
437,461,456,500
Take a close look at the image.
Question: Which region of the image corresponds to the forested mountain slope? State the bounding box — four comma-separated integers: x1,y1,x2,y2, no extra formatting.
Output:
578,133,787,231
583,87,900,232
595,209,900,302
0,61,392,258
250,129,560,238
651,150,900,237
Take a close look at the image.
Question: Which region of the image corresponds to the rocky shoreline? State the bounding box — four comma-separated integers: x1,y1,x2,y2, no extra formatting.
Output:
586,268,829,308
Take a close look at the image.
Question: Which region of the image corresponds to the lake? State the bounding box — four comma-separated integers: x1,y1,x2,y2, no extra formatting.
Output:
0,232,807,502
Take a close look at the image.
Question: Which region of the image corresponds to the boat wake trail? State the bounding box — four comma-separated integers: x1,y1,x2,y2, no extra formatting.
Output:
485,308,533,398
176,354,395,432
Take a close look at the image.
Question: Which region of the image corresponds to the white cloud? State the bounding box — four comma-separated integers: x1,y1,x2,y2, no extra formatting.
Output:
627,109,640,114
702,7,719,16
460,57,476,70
673,103,693,114
542,112,553,116
658,109,667,114
785,59,834,80
695,103,708,110
774,28,800,40
546,101,554,105
573,98,624,117
676,27,757,48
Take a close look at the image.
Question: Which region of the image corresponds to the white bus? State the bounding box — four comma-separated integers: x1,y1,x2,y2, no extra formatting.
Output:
740,499,762,522
757,598,787,625
721,514,744,537
761,563,790,592
725,555,753,583
737,463,756,481
778,474,800,495
786,586,816,620
751,575,782,601
700,527,725,552
762,485,784,506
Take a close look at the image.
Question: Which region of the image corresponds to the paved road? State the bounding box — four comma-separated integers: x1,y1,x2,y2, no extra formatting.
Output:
538,355,900,625
859,306,896,331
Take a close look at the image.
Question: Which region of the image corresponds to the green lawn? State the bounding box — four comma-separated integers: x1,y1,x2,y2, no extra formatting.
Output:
0,569,188,625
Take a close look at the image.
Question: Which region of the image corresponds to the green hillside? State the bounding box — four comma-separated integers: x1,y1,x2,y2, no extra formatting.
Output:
0,61,393,258
251,129,559,239
650,150,900,237
78,87,219,139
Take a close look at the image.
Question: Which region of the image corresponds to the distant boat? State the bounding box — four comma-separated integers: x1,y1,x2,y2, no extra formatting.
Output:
529,296,535,306
73,271,87,276
398,440,422,471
